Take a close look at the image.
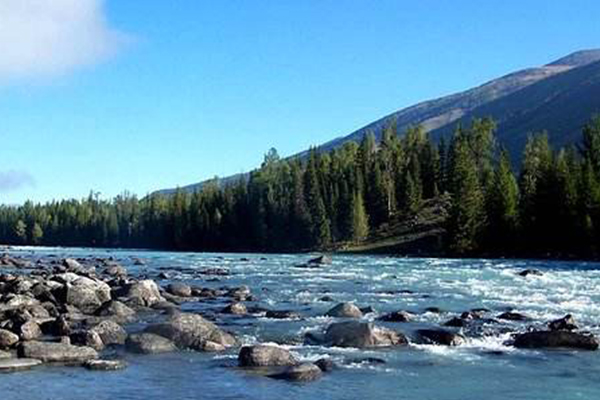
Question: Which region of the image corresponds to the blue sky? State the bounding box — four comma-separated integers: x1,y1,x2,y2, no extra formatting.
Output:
1,0,599,204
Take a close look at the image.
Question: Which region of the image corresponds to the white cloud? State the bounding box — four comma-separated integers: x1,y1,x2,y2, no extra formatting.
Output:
0,170,35,192
0,0,130,82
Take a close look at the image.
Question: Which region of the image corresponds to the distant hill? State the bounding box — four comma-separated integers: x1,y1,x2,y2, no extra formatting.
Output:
156,49,600,195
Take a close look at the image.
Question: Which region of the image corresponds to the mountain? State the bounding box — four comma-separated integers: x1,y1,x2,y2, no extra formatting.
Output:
157,49,600,194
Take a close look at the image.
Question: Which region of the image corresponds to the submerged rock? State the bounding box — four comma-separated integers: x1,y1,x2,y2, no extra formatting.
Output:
84,359,128,371
325,302,363,318
0,358,42,372
324,321,408,348
497,312,529,321
265,310,300,319
238,344,297,367
518,269,543,277
513,331,598,350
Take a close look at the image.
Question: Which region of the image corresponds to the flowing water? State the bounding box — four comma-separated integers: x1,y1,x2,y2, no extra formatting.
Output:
2,247,600,400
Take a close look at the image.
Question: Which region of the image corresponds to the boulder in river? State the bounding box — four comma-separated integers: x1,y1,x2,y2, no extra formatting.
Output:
126,333,177,354
90,320,127,346
118,280,165,307
269,363,323,382
324,321,408,348
238,344,297,367
513,330,598,350
18,341,98,363
95,300,136,323
378,310,412,322
325,302,363,318
145,312,235,351
548,314,578,331
0,328,20,349
417,329,465,346
222,302,247,315
166,282,192,297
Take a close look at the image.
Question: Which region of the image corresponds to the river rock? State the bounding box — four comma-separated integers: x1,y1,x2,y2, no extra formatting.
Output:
324,321,408,348
90,320,127,345
19,341,98,363
125,333,177,354
0,358,42,372
326,302,363,318
95,300,136,323
145,312,235,351
269,363,323,381
309,255,332,265
0,329,20,349
19,320,42,341
513,330,598,350
166,282,192,297
59,275,112,314
417,329,465,346
103,264,127,277
222,302,247,315
70,329,104,351
548,315,578,331
518,269,543,277
119,280,165,307
238,344,297,367
497,312,529,321
314,358,335,372
378,310,412,322
84,359,128,371
265,310,300,319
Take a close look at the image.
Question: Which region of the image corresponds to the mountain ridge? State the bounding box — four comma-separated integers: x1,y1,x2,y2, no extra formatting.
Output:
156,49,600,195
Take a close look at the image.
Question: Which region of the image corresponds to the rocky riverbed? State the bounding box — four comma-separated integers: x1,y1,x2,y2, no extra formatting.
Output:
1,247,600,399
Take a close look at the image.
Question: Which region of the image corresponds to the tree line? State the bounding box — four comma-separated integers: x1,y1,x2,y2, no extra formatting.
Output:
1,116,599,258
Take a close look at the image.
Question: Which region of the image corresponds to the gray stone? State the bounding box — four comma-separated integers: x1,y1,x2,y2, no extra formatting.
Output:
126,333,177,354
269,363,323,381
145,312,235,351
325,302,363,318
0,358,42,372
19,341,98,363
324,321,408,348
238,344,297,367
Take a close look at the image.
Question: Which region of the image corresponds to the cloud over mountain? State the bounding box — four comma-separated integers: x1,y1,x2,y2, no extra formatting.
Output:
0,0,130,82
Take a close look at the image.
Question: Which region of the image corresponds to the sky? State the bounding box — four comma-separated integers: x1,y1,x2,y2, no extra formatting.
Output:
1,0,599,204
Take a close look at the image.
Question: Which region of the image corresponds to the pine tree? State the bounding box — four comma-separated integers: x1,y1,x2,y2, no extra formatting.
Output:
485,149,518,251
350,190,369,242
447,135,485,254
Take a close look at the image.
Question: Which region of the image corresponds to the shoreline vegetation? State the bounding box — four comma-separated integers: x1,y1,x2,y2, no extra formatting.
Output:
1,116,599,260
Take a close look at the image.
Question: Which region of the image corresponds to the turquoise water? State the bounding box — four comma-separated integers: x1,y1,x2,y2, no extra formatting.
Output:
2,247,600,400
